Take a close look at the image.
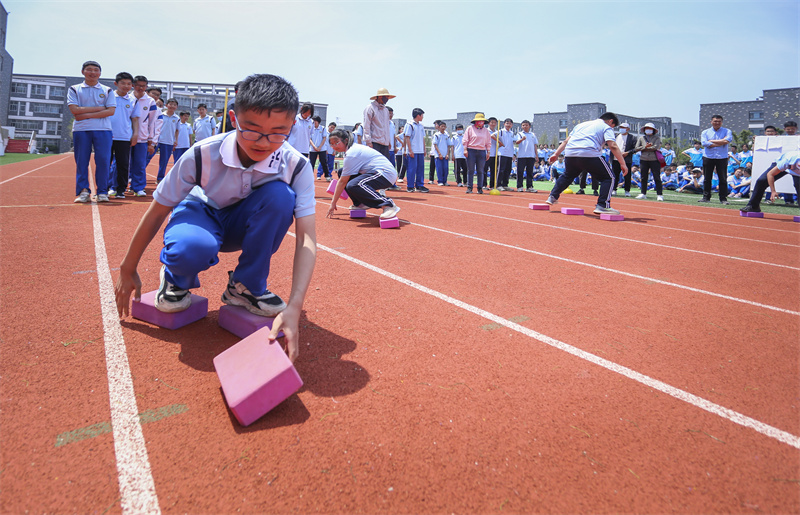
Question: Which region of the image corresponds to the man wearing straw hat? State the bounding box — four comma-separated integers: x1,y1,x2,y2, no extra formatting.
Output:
363,88,396,160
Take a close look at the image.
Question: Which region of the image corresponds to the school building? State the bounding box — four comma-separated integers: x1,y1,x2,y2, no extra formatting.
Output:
532,102,700,147
3,72,327,154
0,1,13,128
699,88,799,136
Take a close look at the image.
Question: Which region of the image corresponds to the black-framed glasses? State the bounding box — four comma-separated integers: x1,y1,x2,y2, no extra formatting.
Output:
237,127,291,143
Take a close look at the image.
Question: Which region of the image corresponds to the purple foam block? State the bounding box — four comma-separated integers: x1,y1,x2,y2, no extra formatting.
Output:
739,211,764,218
213,327,303,426
349,209,367,218
379,216,400,229
326,179,349,200
529,203,549,210
794,216,800,223
561,207,584,215
218,305,284,339
131,290,208,330
600,213,624,221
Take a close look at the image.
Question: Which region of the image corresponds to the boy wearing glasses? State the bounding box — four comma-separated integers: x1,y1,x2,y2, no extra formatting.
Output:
115,74,317,363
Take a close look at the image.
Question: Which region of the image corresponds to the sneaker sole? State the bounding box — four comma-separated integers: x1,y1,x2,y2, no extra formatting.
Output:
154,267,192,313
221,291,286,317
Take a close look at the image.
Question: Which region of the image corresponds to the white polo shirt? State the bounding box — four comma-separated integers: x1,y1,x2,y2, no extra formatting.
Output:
340,143,398,184
154,131,315,218
193,115,216,142
565,119,615,158
158,113,180,145
110,91,138,141
516,131,539,158
175,122,193,149
67,81,115,132
287,114,313,154
403,121,425,154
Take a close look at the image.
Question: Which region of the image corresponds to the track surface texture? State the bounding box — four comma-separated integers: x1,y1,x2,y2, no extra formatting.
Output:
1,154,799,514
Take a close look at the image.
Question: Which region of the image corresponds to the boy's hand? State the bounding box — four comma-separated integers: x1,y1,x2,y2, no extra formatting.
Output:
326,202,337,218
463,151,468,158
115,269,142,317
270,305,300,362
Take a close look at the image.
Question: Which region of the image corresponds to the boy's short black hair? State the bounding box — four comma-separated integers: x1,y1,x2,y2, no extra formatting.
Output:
133,75,148,84
234,74,299,117
599,112,620,127
328,122,337,128
312,115,321,123
504,118,513,124
785,120,798,128
521,119,531,125
166,98,178,106
387,106,393,112
197,103,207,109
712,114,723,121
764,125,777,132
412,108,424,119
82,60,101,71
488,117,497,123
693,140,701,145
434,119,443,126
456,124,463,130
115,72,133,83
179,111,189,116
147,86,162,94
328,128,351,147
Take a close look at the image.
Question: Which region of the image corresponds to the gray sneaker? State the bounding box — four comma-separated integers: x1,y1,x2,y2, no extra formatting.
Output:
545,196,558,205
154,265,191,313
593,206,620,215
97,194,110,202
74,189,91,203
221,271,286,317
380,204,401,219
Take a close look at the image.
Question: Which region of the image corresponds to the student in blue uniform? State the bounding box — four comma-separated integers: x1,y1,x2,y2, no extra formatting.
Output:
309,115,330,180
156,99,180,182
68,60,116,203
432,121,450,186
173,112,193,162
451,124,466,187
326,129,400,220
496,118,515,190
515,120,539,192
403,108,428,193
114,74,317,362
130,76,160,197
108,72,138,199
546,112,627,215
740,151,800,213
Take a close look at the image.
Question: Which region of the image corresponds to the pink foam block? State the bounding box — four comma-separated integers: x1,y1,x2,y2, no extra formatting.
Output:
131,291,208,330
739,211,764,218
326,179,349,200
218,305,284,339
529,203,549,210
561,207,584,215
794,216,800,223
213,327,303,426
349,209,367,218
600,213,625,221
380,216,400,229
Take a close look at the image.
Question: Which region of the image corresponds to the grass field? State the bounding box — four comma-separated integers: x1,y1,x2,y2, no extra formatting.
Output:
0,153,53,166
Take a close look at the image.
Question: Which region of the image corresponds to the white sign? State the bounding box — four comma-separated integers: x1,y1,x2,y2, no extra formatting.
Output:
752,135,800,194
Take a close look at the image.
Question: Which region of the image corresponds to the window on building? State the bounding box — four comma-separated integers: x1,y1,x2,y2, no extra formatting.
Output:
31,84,47,96
31,103,62,115
49,86,65,99
11,82,27,95
559,119,568,128
749,111,764,121
11,119,44,131
8,100,22,116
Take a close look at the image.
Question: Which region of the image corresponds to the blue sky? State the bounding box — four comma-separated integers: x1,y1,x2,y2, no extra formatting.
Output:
4,0,799,127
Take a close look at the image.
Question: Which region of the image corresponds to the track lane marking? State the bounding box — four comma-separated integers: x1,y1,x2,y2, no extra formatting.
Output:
298,233,800,450
90,174,160,513
0,155,72,185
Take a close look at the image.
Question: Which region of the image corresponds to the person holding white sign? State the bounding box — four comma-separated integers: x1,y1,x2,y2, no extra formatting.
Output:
739,150,800,213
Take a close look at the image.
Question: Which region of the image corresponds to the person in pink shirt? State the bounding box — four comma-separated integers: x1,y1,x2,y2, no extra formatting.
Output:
462,113,492,194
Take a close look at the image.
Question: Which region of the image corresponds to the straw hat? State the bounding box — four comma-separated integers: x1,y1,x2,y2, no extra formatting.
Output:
370,88,396,100
642,122,658,133
471,113,489,123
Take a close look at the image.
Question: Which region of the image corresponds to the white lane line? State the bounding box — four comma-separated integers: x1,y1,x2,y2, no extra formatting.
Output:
431,190,800,235
404,219,799,316
406,201,800,271
300,234,800,451
0,155,72,185
91,199,161,513
0,203,84,208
